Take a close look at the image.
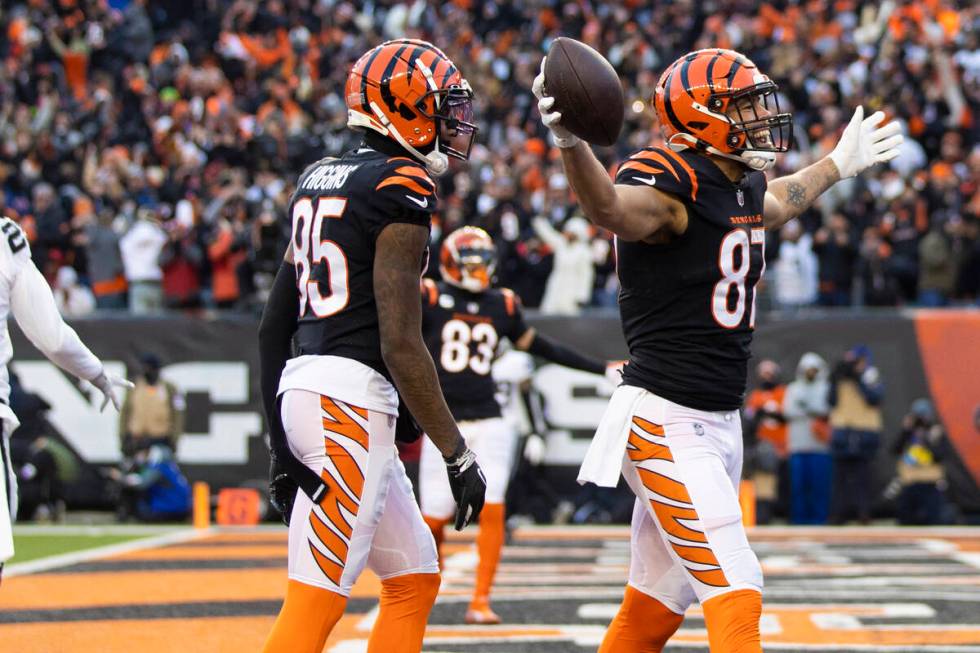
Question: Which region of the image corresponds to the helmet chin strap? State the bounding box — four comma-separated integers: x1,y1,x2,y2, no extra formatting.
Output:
667,133,775,171
368,101,449,176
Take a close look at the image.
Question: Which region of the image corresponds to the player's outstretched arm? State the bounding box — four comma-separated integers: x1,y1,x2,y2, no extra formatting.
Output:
375,222,485,530
514,328,606,375
10,261,132,411
765,106,903,229
533,62,684,242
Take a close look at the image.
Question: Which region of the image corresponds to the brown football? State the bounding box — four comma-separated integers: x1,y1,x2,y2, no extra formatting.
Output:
544,37,624,147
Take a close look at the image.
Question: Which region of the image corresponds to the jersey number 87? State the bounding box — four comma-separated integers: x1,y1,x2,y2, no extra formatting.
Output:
292,197,350,318
712,227,765,329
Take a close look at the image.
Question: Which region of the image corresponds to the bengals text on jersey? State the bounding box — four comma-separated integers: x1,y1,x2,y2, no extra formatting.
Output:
615,145,767,411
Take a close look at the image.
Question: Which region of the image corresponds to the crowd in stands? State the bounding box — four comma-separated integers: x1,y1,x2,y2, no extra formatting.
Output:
1,0,977,315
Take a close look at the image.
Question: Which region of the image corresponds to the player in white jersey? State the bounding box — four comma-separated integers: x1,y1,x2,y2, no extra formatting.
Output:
0,215,132,582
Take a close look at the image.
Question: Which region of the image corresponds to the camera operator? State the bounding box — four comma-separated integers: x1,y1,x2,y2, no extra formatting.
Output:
891,399,952,525
828,345,884,524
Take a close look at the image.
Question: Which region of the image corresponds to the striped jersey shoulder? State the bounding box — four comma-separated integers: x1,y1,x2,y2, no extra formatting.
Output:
497,287,521,316
616,146,700,202
420,277,439,305
374,157,437,203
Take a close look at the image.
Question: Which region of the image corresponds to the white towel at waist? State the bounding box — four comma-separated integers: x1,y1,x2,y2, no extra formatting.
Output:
577,385,647,488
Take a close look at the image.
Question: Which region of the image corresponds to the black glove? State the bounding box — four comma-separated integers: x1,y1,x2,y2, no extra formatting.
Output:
269,454,299,526
444,440,487,531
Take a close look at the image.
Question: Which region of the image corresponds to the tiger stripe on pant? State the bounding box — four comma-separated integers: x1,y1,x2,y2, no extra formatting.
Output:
281,389,438,596
305,397,369,585
627,416,730,588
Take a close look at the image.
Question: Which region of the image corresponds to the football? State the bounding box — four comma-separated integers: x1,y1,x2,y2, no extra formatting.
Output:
544,37,624,147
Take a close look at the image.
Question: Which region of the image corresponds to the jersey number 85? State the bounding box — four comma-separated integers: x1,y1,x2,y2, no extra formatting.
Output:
292,197,350,317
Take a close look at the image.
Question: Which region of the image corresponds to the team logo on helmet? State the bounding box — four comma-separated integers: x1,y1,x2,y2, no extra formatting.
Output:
440,226,496,293
653,49,793,171
345,39,478,175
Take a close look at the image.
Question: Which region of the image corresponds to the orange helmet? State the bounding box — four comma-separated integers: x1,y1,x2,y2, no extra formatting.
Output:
440,227,496,293
653,49,792,171
346,39,477,176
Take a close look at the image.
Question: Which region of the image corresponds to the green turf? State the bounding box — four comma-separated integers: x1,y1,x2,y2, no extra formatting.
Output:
10,533,147,564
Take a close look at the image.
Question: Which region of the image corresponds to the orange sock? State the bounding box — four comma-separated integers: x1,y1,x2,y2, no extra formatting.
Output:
424,515,450,569
366,572,441,653
471,502,505,606
262,579,347,653
702,588,763,653
598,585,685,653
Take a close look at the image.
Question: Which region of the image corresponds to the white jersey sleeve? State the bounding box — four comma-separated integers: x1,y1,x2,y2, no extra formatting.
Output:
0,218,103,382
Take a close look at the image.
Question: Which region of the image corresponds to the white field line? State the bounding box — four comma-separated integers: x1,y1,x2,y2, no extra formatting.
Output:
5,527,209,578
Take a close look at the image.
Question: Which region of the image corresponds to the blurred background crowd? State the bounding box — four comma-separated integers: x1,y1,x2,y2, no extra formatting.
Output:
0,0,978,315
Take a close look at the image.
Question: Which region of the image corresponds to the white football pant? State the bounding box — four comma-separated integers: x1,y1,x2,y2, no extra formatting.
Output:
281,389,438,595
620,390,762,612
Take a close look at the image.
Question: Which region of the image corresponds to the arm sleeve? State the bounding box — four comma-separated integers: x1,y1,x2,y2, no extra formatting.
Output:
525,331,606,375
11,261,103,381
258,261,328,502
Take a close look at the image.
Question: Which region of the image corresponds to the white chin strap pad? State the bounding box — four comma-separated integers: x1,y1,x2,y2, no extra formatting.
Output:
425,151,448,176
738,150,776,171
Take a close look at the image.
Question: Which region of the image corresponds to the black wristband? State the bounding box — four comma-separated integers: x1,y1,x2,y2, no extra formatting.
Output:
527,332,606,375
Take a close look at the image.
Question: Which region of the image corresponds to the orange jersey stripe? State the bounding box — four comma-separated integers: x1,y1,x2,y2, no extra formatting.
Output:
421,278,438,305
502,289,516,316
376,176,434,196
395,166,434,184
634,150,681,183
620,160,666,176
661,148,699,201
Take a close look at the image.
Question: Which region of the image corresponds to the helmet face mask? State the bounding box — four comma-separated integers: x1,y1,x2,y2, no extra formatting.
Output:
421,81,478,162
720,82,793,154
440,227,496,293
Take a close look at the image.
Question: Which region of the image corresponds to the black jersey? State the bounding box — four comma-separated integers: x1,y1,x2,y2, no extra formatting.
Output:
290,145,436,379
615,146,768,411
421,279,530,421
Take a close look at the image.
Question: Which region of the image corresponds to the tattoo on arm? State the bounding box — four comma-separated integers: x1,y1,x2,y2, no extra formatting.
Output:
766,157,842,228
374,223,461,457
787,182,807,208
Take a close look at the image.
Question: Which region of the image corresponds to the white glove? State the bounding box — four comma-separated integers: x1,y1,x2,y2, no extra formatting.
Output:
91,370,134,412
532,58,580,149
829,106,904,179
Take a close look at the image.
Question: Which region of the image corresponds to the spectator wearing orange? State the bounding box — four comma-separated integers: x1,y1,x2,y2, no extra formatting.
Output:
745,360,788,524
206,198,249,310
